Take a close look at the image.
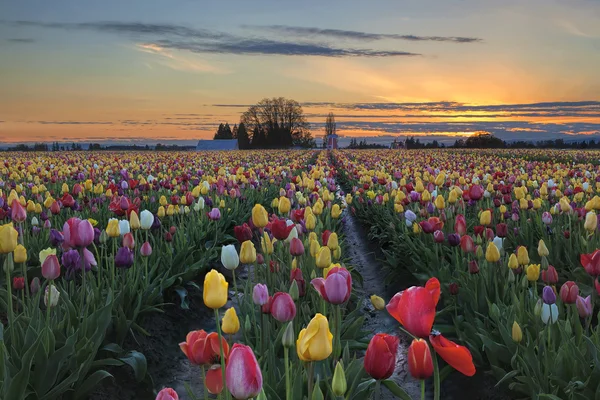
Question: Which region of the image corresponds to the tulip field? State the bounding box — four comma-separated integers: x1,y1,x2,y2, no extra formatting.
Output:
1,148,600,400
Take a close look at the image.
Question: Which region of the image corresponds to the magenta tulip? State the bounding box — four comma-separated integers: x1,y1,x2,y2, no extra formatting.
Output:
140,241,153,257
289,237,305,256
11,199,27,223
63,217,94,248
41,254,61,280
156,388,179,400
226,344,263,400
270,292,296,322
311,266,352,305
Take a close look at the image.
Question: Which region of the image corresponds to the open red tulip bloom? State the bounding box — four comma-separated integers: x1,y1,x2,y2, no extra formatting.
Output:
179,330,229,366
429,333,476,376
386,277,440,338
581,250,600,276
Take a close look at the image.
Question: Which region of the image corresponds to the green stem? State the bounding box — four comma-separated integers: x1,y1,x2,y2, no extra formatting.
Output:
307,362,314,398
214,308,230,400
232,269,239,308
201,365,209,400
284,346,291,400
79,247,86,314
432,349,440,400
373,380,381,400
421,379,425,400
5,254,15,345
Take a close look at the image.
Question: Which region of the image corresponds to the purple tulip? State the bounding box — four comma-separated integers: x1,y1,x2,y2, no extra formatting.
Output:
252,284,269,306
542,286,556,305
447,233,460,247
207,208,221,221
115,247,134,269
576,295,593,318
49,229,64,247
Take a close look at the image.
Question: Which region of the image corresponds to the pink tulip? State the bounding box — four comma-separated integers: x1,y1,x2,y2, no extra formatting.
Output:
289,237,305,256
11,199,27,223
156,388,179,400
42,254,61,280
140,241,153,257
123,232,135,249
311,266,352,305
63,217,94,248
270,292,296,322
226,344,263,400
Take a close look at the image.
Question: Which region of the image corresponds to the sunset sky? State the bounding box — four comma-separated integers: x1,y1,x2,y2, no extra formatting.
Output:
1,0,599,146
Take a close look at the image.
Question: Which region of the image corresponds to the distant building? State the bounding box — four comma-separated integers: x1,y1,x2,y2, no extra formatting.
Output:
326,134,338,150
196,140,238,151
390,139,405,149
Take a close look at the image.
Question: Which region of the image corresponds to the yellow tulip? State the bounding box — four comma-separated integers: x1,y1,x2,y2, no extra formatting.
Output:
517,246,530,265
39,247,56,264
88,218,98,227
370,295,385,310
434,172,445,187
308,232,318,242
327,232,339,250
252,204,269,228
222,307,240,335
559,197,571,212
14,244,27,263
585,211,597,232
167,204,175,216
240,240,257,264
485,242,500,262
448,190,457,204
278,196,291,214
532,199,542,210
291,257,298,269
310,240,320,257
26,200,35,213
312,200,324,216
159,195,168,206
434,195,445,210
333,246,341,260
331,204,342,219
106,219,120,238
296,313,333,361
480,210,492,226
315,246,332,268
421,190,431,202
345,194,353,205
508,253,519,270
203,269,228,309
0,223,18,254
129,210,141,231
305,213,316,230
512,321,523,343
526,264,540,281
219,199,225,208
538,240,549,257
157,206,166,218
261,231,274,255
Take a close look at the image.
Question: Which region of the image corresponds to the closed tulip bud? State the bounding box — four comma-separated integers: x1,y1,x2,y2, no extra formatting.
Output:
511,321,523,343
309,239,320,257
42,254,61,280
585,211,598,232
30,276,40,294
327,232,339,250
11,199,27,223
155,388,179,400
270,292,296,322
119,220,130,236
0,223,19,254
305,213,316,230
408,338,434,380
541,265,558,284
479,210,492,226
508,253,519,270
140,241,152,257
122,232,135,249
315,246,332,268
526,264,540,281
44,284,60,307
221,244,240,270
252,204,269,228
203,269,228,309
289,279,299,301
433,230,445,243
297,313,333,361
560,281,578,304
541,303,559,324
226,344,263,400
517,246,530,265
576,295,593,318
468,260,479,274
245,315,252,332
140,210,154,230
485,242,500,262
364,333,399,380
252,283,269,305
332,361,347,396
106,218,120,238
157,206,166,218
538,240,549,257
129,210,141,230
222,307,240,334
475,245,483,258
542,285,556,304
370,294,385,310
282,321,295,348
534,298,543,316
278,196,291,214
239,240,257,264
14,244,27,263
289,237,305,256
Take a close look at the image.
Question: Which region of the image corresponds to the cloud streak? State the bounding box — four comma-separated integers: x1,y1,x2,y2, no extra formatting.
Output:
5,20,421,57
246,25,483,43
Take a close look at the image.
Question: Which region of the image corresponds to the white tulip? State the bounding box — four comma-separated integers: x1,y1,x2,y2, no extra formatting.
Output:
140,210,154,230
221,244,240,270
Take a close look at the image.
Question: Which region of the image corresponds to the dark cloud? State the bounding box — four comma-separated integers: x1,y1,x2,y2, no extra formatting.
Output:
5,20,419,57
6,38,35,43
246,25,483,43
151,38,419,57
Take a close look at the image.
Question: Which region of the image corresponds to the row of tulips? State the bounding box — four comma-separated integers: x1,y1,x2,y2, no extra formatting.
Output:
0,150,321,399
335,148,600,399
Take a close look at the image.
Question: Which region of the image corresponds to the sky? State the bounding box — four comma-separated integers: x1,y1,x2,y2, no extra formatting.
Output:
0,0,599,146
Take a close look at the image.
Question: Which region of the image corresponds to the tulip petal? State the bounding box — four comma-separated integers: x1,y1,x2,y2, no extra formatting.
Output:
429,334,476,377
310,278,329,302
425,277,441,306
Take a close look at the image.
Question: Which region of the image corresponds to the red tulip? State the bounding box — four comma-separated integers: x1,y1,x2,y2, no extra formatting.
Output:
541,266,558,284
454,214,467,236
61,193,75,208
50,201,61,215
270,292,296,322
261,296,273,314
11,199,26,223
429,333,476,376
449,282,459,295
62,217,94,248
460,235,475,253
581,250,600,276
156,388,179,400
41,254,61,280
420,217,443,234
386,277,440,338
496,223,508,238
433,230,445,243
289,237,305,256
234,224,253,243
311,267,352,305
364,333,399,380
322,230,332,246
123,232,135,249
290,268,306,296
408,339,433,380
469,185,483,201
468,260,479,274
206,364,224,395
226,344,263,400
179,330,229,366
291,208,305,222
559,281,578,304
271,219,294,240
13,277,25,290
473,225,484,238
